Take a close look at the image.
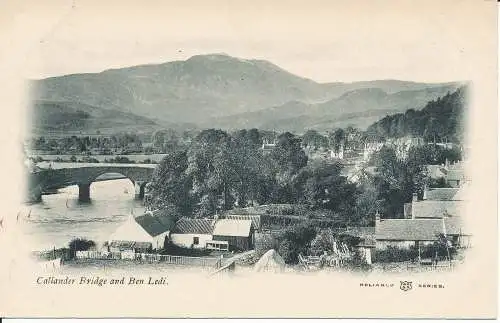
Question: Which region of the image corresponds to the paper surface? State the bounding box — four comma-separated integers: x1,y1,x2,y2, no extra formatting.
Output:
0,0,497,318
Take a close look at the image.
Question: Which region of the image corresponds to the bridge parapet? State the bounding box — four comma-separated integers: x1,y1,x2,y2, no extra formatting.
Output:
28,162,157,202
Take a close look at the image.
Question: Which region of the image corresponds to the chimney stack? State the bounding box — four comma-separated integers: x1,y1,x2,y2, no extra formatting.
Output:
423,184,429,200
212,213,219,226
412,192,418,202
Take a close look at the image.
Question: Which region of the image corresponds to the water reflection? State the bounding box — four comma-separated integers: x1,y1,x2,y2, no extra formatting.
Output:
20,179,145,250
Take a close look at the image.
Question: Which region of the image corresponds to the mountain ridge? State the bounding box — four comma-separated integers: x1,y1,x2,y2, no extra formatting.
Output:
30,53,464,133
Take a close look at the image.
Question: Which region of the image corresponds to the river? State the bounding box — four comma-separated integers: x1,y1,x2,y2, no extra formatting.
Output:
19,178,145,251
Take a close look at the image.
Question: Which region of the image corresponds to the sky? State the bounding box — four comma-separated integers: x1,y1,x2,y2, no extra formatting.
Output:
3,0,493,83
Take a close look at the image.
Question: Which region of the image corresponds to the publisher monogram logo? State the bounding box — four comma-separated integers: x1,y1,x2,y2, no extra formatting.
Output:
400,281,413,292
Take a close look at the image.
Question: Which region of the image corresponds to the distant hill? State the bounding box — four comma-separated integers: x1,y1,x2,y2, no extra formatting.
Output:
31,54,332,125
208,84,462,133
30,53,464,133
30,100,166,135
365,86,468,143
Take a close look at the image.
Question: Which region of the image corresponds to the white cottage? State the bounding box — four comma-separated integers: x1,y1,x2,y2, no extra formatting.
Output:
108,212,175,251
169,218,214,249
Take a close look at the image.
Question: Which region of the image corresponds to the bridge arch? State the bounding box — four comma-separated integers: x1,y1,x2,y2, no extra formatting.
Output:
78,169,153,202
30,163,156,203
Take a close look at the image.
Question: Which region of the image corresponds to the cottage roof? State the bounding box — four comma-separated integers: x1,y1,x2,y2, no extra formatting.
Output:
412,200,462,219
171,218,214,234
340,226,375,240
424,188,459,201
376,217,463,241
135,213,174,237
213,219,253,237
446,169,465,181
224,214,261,230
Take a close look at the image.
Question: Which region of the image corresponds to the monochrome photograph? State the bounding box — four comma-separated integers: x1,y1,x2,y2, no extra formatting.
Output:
0,0,497,318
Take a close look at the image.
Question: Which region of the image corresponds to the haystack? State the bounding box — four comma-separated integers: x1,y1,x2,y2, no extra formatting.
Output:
253,249,286,273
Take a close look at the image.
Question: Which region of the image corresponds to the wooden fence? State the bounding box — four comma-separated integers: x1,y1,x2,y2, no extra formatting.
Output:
75,250,221,268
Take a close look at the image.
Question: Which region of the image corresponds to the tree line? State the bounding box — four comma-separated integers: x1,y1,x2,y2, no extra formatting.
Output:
144,129,369,225
365,86,467,143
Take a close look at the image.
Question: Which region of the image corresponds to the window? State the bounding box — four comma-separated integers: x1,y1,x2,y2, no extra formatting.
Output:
193,237,199,245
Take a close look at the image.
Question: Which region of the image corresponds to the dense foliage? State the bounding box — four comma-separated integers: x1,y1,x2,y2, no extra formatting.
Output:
368,144,462,218
144,128,365,223
366,87,467,143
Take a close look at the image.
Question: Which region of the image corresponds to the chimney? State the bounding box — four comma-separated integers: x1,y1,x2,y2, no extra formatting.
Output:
423,184,428,200
375,210,381,223
212,213,219,226
445,158,450,169
412,192,418,203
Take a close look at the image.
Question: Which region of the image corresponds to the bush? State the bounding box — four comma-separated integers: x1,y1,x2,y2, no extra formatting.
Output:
275,222,318,264
161,242,211,257
372,246,418,263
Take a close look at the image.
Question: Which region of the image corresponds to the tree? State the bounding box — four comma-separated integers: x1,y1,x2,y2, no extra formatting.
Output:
145,151,192,217
270,132,308,175
366,87,467,144
301,130,328,149
295,160,357,222
354,178,379,226
329,128,346,152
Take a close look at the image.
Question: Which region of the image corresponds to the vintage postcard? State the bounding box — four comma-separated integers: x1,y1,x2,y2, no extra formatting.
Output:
0,0,497,319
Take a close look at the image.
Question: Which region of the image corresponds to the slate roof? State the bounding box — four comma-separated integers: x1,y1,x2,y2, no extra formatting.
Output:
376,217,463,241
424,188,459,201
213,219,253,237
135,213,174,237
412,200,463,218
171,218,214,235
446,169,465,181
224,214,261,230
340,226,375,239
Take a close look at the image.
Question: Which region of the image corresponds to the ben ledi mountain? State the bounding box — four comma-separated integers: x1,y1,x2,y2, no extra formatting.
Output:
30,53,463,133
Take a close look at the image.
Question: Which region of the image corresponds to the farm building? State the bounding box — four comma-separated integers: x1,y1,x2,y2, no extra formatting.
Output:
212,219,255,251
375,216,468,250
221,214,262,231
108,212,175,250
404,183,469,219
169,218,214,249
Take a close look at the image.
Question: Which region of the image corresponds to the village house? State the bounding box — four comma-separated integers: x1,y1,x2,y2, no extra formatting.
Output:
338,226,376,264
221,214,262,232
379,180,471,252
375,214,466,250
261,140,276,154
169,217,214,249
404,182,469,219
212,219,255,251
426,160,467,188
108,212,175,251
330,143,344,160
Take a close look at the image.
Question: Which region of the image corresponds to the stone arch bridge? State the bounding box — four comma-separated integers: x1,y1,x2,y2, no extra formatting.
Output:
28,162,157,202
